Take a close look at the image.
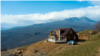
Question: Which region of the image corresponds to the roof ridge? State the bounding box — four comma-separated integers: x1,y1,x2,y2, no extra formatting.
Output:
57,28,72,30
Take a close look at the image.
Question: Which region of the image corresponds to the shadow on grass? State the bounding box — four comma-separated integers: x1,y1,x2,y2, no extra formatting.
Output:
77,39,86,42
55,42,67,44
55,39,86,44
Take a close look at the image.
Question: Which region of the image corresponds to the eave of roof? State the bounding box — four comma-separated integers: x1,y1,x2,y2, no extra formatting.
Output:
58,28,72,36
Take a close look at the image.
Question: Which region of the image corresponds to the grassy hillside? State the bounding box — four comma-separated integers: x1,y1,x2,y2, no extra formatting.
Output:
2,30,100,56
47,30,100,56
1,17,96,49
18,30,100,56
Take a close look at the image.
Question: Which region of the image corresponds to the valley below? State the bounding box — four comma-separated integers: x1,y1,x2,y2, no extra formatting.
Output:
1,17,96,49
1,30,100,56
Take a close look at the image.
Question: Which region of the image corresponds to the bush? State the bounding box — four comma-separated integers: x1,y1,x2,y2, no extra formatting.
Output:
94,21,100,31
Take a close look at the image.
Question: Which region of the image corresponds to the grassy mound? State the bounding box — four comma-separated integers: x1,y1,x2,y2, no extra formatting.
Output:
47,30,100,56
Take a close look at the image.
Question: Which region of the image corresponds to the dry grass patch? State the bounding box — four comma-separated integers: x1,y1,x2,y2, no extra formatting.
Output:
23,41,60,56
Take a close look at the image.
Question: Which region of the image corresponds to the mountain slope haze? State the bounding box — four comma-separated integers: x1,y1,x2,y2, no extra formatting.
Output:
1,17,96,49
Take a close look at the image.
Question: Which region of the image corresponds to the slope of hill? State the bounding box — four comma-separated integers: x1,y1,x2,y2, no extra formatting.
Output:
1,17,96,49
1,30,100,56
21,30,100,56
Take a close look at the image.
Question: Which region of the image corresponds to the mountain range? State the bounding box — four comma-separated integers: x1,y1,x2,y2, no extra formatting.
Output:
1,17,96,49
1,27,8,30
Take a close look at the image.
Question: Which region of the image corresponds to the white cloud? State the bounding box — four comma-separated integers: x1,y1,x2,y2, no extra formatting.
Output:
89,0,100,6
77,0,84,2
1,6,100,28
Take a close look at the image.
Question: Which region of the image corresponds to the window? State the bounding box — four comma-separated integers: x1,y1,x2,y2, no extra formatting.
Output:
57,37,59,40
68,36,70,39
51,32,54,35
74,36,76,40
62,37,63,40
61,30,65,34
51,31,55,35
57,31,59,33
70,30,72,34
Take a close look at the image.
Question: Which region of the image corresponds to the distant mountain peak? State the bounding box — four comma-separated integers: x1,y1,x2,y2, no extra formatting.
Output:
1,17,96,49
64,17,96,23
79,17,96,22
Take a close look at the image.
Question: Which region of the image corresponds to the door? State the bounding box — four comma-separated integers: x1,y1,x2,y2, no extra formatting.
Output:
56,36,59,40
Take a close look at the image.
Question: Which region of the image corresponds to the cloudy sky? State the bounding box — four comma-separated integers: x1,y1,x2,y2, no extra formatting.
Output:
1,1,100,28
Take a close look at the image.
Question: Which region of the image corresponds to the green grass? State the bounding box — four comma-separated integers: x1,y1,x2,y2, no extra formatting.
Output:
47,30,100,56
18,30,100,56
52,40,100,56
72,42,98,56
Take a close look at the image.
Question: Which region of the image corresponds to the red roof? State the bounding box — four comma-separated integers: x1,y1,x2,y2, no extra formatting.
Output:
58,28,72,36
50,28,75,37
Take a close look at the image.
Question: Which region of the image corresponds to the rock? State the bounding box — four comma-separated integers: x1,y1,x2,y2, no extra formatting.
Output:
31,55,35,56
5,54,13,56
34,49,39,53
38,53,44,55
